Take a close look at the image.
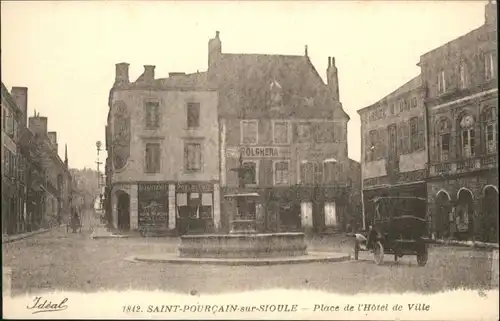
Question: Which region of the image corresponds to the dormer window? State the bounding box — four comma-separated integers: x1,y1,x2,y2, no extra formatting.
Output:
269,80,283,108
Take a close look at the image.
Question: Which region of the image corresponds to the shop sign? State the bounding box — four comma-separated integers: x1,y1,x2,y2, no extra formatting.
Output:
225,146,291,159
176,182,213,194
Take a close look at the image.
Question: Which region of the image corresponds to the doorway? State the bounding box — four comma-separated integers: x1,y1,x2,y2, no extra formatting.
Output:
481,186,498,243
456,188,474,240
117,192,130,231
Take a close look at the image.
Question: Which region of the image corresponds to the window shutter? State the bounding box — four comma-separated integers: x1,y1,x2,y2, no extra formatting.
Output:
418,116,425,150
398,123,405,155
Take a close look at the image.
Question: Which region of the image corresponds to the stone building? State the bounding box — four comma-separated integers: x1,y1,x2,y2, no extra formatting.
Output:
2,84,73,234
358,76,427,228
1,83,24,235
106,64,220,234
208,32,358,233
28,114,73,228
421,0,498,242
357,1,497,242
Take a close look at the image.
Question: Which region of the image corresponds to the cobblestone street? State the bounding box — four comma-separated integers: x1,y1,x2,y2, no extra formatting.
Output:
3,209,497,297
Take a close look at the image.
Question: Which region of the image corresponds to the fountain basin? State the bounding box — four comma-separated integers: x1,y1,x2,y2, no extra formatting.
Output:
179,232,307,258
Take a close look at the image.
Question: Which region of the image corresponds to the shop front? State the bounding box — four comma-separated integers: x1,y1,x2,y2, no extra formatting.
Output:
176,182,215,235
137,183,169,234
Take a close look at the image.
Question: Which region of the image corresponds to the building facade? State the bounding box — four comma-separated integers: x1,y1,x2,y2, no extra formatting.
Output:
106,64,220,234
358,76,427,228
357,1,498,242
2,84,73,235
208,32,359,233
2,83,24,235
420,1,498,242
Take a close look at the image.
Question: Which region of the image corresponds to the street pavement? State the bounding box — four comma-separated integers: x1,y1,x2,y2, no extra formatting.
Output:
3,210,497,297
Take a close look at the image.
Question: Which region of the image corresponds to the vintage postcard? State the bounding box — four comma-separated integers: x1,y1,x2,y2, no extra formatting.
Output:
1,0,498,319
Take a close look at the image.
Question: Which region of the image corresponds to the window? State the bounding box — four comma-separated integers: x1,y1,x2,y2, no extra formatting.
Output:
459,114,475,158
273,121,290,144
296,122,312,143
411,97,418,108
485,52,495,81
390,104,396,115
483,107,497,154
273,161,289,185
184,142,202,172
387,124,397,161
315,122,335,143
145,102,160,128
241,120,258,145
367,130,379,161
242,161,257,185
410,117,419,151
300,161,323,185
459,63,468,89
145,143,160,173
399,100,404,113
438,70,446,94
437,118,451,161
187,103,200,128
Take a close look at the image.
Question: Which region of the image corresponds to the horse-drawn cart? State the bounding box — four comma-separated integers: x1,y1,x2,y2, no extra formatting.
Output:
354,196,429,266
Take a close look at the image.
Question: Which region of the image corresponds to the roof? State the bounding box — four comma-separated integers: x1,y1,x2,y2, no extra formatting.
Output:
357,75,422,114
212,53,349,120
1,82,22,115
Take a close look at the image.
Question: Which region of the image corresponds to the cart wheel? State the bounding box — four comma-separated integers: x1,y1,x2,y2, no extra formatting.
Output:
417,245,428,266
373,241,384,265
354,241,360,260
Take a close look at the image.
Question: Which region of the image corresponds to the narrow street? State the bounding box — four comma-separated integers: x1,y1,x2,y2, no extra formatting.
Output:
3,209,496,297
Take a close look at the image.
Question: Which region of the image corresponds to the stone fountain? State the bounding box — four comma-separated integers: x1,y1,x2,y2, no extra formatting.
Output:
178,153,308,258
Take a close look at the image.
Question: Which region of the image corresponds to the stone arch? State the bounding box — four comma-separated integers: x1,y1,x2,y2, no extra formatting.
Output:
457,187,475,200
434,189,452,239
482,184,499,196
455,187,475,240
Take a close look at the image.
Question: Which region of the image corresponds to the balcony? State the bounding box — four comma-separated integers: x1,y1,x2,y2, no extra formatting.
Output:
428,154,497,178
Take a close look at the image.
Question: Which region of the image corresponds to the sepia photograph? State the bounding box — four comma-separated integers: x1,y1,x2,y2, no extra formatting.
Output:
1,0,498,319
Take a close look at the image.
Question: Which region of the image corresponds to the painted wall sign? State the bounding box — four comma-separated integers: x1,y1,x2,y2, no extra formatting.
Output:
138,183,168,230
176,182,214,194
112,101,131,170
225,146,291,159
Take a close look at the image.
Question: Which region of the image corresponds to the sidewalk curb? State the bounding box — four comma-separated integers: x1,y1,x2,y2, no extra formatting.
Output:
424,238,499,250
2,224,66,244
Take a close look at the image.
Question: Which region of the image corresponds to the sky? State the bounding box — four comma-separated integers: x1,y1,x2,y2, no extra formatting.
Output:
1,1,487,170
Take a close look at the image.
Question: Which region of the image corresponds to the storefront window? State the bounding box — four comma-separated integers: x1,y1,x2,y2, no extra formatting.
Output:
242,161,257,185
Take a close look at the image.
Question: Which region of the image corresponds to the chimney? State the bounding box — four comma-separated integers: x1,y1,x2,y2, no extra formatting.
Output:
11,87,28,128
48,131,58,153
305,45,308,57
114,63,130,86
208,31,222,70
28,116,48,137
485,0,497,25
143,65,155,81
327,56,340,101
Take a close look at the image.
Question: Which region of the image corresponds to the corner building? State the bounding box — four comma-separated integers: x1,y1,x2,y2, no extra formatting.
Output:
358,76,427,228
420,1,498,242
106,65,220,234
208,32,358,233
